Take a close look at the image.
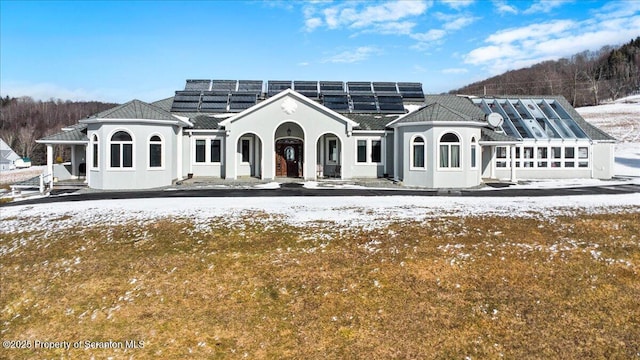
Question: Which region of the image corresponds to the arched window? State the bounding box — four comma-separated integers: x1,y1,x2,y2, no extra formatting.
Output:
411,136,425,169
470,137,477,169
439,133,460,168
92,134,99,168
110,130,133,168
149,135,162,168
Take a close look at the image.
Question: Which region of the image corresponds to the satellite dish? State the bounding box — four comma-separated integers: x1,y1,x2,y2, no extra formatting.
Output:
487,113,504,128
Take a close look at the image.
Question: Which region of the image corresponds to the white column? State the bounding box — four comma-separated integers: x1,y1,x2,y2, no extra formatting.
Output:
510,145,517,182
46,144,54,188
176,128,183,180
70,145,76,177
393,129,399,181
85,144,90,184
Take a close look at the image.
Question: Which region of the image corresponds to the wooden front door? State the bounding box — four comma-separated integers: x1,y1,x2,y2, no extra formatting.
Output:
275,139,303,177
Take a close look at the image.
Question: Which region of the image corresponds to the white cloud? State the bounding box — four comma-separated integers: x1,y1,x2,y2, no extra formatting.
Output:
322,46,381,64
463,4,640,75
442,68,469,74
493,0,518,15
441,0,474,9
523,0,573,15
411,29,447,42
443,15,480,30
302,0,431,35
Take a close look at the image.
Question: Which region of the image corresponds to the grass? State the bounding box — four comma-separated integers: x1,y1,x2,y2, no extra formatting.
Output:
1,212,639,359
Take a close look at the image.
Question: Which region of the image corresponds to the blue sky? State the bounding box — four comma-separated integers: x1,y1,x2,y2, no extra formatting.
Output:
1,0,638,103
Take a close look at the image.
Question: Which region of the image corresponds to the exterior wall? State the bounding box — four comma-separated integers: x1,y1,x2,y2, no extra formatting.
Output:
186,131,225,178
352,132,385,178
592,142,615,179
384,132,394,177
490,140,598,181
224,94,353,180
88,122,177,190
398,124,482,188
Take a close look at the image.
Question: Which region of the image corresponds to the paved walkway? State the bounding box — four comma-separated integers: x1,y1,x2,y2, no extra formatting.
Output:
2,176,639,207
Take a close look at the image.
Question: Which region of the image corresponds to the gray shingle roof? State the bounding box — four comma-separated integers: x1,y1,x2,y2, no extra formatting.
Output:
88,99,175,121
345,113,401,130
395,102,475,124
151,97,174,112
191,115,224,129
480,127,519,142
424,95,486,121
40,124,88,142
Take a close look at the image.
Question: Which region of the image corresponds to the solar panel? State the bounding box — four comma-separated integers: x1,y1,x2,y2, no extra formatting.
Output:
377,95,405,113
320,81,345,93
267,81,292,96
171,101,200,112
397,82,424,99
200,92,228,112
351,95,377,112
347,82,373,94
212,80,237,92
293,81,319,98
373,82,398,94
185,80,211,91
322,94,349,112
238,80,263,93
229,92,258,112
174,91,201,102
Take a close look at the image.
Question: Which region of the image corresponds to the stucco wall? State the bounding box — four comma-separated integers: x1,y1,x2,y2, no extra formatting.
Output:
88,123,177,190
592,142,615,179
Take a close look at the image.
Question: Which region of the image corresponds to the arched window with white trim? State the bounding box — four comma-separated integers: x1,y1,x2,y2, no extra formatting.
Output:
411,136,425,169
439,133,460,168
149,135,163,168
110,130,133,168
91,134,99,169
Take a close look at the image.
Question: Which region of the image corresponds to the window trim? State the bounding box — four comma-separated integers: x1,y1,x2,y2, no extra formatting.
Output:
147,133,164,170
470,137,477,169
410,135,426,170
91,134,99,170
192,136,224,165
437,132,462,171
354,137,383,165
107,129,135,171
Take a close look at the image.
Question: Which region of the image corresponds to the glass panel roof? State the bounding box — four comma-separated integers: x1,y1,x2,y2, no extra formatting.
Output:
472,98,589,140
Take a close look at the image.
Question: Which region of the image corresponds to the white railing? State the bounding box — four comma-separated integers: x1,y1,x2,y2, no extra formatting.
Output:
39,172,53,193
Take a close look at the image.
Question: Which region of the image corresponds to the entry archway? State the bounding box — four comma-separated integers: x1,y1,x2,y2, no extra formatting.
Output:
274,122,304,178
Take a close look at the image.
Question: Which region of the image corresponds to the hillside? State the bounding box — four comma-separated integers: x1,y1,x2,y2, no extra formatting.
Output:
453,37,640,107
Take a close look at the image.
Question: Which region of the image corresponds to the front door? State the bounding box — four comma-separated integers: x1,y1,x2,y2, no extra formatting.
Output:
275,139,303,177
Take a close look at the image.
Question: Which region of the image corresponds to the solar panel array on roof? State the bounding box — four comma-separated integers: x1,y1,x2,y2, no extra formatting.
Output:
268,81,292,97
229,93,258,112
351,95,377,112
238,80,263,92
472,98,589,140
322,93,349,112
373,82,398,94
397,82,425,100
320,81,345,93
185,80,211,91
293,81,319,98
377,95,405,112
200,92,229,111
171,91,201,112
347,82,374,94
212,80,238,92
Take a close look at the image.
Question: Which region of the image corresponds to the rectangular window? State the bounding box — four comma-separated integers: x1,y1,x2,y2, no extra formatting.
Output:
93,143,98,168
195,140,206,163
357,140,367,163
413,144,425,168
551,147,562,167
110,144,120,167
537,147,548,167
328,139,338,162
150,144,162,167
211,139,221,163
522,147,534,167
241,139,250,163
439,145,449,167
496,147,507,159
578,147,588,159
123,144,133,168
471,145,477,168
579,161,588,168
451,145,460,168
371,140,381,163
565,147,575,159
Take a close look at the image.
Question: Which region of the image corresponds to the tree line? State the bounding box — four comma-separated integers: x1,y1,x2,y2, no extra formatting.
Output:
0,96,118,165
452,37,640,107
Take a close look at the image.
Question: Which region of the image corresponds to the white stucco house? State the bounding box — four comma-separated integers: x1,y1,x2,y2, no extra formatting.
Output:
37,79,616,190
0,138,21,171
